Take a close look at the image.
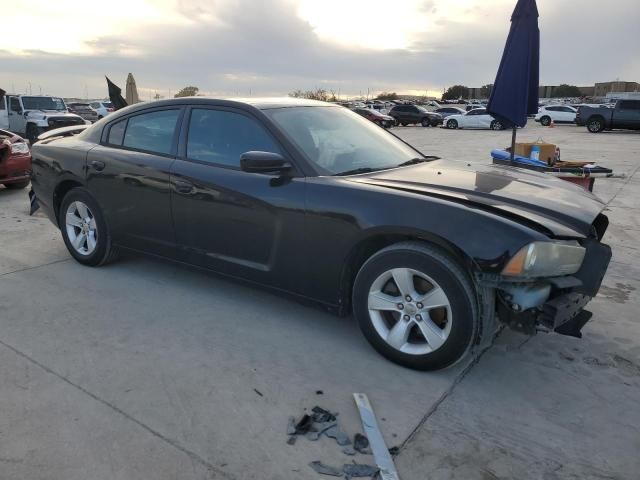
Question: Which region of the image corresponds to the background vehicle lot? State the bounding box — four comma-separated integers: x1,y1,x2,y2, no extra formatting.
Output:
1,124,639,479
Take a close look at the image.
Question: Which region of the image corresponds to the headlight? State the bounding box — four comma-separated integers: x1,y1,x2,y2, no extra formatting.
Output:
502,241,585,278
10,142,30,155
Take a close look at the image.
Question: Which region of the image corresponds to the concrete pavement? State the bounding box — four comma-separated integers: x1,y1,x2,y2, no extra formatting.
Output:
0,123,638,479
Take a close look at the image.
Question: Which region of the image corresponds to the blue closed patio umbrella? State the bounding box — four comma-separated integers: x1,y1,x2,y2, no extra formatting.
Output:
487,0,540,163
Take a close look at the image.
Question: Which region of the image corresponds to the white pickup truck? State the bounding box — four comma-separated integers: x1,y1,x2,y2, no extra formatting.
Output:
0,93,87,143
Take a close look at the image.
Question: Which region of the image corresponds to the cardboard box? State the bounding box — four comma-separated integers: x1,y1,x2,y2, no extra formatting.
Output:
508,141,557,164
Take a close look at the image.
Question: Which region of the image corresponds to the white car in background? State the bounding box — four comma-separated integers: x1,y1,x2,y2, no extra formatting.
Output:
442,108,506,130
89,100,114,119
534,105,577,126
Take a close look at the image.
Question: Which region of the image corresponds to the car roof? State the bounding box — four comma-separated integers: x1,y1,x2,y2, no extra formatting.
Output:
115,97,336,113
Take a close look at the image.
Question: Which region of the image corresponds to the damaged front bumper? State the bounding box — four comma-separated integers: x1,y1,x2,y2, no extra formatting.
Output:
480,238,612,338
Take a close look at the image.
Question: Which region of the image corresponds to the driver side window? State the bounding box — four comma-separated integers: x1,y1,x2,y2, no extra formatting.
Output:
10,98,22,113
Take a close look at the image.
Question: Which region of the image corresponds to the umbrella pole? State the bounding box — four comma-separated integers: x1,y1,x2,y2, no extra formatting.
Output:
510,126,517,164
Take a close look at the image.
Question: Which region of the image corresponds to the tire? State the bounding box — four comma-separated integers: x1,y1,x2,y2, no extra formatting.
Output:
446,119,458,129
421,118,430,127
490,120,504,131
98,115,104,120
430,119,440,127
5,180,30,189
26,124,39,144
401,123,408,127
353,242,478,371
587,117,605,133
540,116,551,127
59,187,118,266
394,118,400,127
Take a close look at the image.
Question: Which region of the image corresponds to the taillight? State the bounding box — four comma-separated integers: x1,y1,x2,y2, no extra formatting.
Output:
107,108,114,112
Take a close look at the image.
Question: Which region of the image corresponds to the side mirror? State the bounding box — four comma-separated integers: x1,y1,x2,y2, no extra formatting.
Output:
240,151,291,174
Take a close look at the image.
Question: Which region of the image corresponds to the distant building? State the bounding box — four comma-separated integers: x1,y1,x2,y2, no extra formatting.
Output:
594,81,640,97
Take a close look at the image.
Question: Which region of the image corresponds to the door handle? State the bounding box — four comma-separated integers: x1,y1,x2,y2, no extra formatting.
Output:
174,180,195,194
90,160,105,171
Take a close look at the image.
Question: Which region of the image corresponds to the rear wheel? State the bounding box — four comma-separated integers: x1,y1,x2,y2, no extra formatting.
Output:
447,119,458,129
5,180,30,189
59,188,118,266
490,120,504,130
540,116,551,126
421,118,431,127
587,117,605,133
353,242,478,371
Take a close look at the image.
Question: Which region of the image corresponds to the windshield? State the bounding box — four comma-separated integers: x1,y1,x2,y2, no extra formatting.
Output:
266,106,423,175
22,96,66,111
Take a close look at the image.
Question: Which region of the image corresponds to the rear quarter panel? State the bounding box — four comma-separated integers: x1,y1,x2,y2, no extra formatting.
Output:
30,137,93,224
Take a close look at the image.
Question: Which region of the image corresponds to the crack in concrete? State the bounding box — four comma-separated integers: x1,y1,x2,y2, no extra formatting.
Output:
0,258,72,278
0,338,235,480
396,328,502,455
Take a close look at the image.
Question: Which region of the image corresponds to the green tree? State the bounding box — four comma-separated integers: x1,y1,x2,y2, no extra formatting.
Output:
480,84,493,98
288,88,329,101
174,86,199,98
551,84,582,98
376,92,399,101
441,85,470,101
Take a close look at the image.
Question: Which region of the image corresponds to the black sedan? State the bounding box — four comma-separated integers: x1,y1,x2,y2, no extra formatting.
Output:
31,98,611,371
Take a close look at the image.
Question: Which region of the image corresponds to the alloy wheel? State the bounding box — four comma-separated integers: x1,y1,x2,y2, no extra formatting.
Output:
367,268,452,355
65,201,98,255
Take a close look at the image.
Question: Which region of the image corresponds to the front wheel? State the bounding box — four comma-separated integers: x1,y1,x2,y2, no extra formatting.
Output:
59,187,118,266
26,124,39,144
490,120,505,130
353,242,478,371
446,119,458,129
540,116,551,127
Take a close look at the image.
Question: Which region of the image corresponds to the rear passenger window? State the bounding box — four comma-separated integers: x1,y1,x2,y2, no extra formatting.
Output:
186,109,281,168
122,109,180,155
107,119,127,145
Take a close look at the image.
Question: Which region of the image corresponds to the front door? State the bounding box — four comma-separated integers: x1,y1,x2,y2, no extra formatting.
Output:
86,107,182,258
8,97,26,135
0,94,8,130
616,100,640,129
170,106,307,293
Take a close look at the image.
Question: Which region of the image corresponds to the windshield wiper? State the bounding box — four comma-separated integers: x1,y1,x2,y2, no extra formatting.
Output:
397,156,439,167
333,167,385,176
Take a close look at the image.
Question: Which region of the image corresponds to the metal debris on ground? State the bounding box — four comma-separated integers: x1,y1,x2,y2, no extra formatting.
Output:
353,393,400,480
342,445,356,456
343,463,379,479
309,461,379,479
309,461,343,477
353,433,372,454
325,425,352,446
294,414,313,435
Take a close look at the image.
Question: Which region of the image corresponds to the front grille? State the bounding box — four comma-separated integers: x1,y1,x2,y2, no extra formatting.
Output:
48,117,84,128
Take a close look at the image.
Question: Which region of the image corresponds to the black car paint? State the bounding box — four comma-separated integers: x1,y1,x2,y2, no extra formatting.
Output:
31,97,607,313
388,105,442,125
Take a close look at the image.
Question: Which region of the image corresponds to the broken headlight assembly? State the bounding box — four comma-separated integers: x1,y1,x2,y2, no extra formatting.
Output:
502,241,585,278
10,142,30,155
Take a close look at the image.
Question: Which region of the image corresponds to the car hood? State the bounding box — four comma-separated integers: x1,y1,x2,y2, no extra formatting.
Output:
347,159,606,238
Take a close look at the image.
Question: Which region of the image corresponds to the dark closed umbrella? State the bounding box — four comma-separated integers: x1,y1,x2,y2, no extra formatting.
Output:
487,0,539,162
105,76,128,111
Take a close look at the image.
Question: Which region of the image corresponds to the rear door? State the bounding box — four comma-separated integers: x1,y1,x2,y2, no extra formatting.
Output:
86,107,183,257
170,106,308,292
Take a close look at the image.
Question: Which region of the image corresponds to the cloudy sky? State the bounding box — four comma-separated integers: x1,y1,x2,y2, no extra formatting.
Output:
1,0,638,100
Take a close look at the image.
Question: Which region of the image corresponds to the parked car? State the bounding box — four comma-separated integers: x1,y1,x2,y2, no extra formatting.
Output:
576,100,640,133
465,104,484,112
30,97,612,371
388,105,442,127
442,108,506,130
67,102,99,123
0,94,86,143
534,105,577,126
0,128,31,189
353,108,395,128
433,107,466,118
